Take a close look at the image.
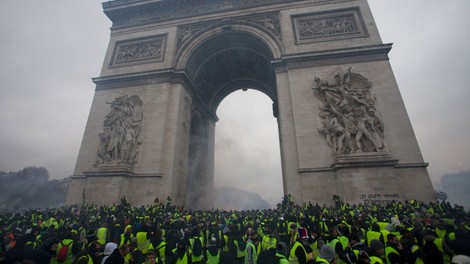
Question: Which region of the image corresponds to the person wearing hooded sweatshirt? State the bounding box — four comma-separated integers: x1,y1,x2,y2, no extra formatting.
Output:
367,239,385,264
315,245,336,264
170,240,192,264
120,225,134,247
341,234,367,264
101,242,118,264
276,242,290,264
104,243,131,264
206,238,220,264
384,234,405,264
75,240,102,264
289,227,314,264
244,233,259,264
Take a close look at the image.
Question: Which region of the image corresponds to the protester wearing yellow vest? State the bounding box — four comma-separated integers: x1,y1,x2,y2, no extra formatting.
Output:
245,233,259,264
171,240,191,264
289,227,314,264
315,245,336,264
260,223,277,252
120,225,134,247
145,250,160,264
96,224,110,246
276,242,290,264
384,234,405,264
206,238,220,264
368,239,385,264
136,229,151,254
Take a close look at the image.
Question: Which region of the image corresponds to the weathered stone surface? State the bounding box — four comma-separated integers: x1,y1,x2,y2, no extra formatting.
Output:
66,0,435,208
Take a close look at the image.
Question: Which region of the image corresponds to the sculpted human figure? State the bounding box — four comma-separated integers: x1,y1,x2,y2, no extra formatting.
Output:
354,109,379,152
96,127,112,165
367,108,385,150
318,111,344,151
313,68,385,154
329,103,356,153
108,120,126,161
95,95,144,166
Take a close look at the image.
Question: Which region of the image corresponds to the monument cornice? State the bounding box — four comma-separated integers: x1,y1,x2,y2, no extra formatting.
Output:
92,69,176,90
92,69,219,122
272,43,392,68
102,0,318,29
83,169,163,178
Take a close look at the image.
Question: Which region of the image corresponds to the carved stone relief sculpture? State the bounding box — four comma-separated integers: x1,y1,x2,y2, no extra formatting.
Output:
313,68,385,154
95,95,143,167
176,12,281,50
292,8,368,44
110,35,166,67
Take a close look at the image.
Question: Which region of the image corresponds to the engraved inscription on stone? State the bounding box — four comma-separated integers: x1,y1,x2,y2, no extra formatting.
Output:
110,35,166,67
313,68,385,154
95,95,143,167
293,8,368,43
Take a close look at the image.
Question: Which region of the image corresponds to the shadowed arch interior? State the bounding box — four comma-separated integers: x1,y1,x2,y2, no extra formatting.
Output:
185,32,278,113
185,32,279,209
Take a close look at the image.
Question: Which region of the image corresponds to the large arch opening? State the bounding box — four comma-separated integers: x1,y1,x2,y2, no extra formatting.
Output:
185,30,281,209
214,90,282,209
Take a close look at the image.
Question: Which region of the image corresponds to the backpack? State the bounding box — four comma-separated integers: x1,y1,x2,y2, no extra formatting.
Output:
57,241,72,262
192,237,203,257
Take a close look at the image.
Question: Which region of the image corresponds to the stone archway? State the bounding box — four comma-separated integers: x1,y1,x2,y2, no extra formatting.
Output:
181,30,279,209
66,0,435,208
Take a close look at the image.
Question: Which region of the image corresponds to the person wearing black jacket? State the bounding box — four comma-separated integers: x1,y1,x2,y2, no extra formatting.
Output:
104,244,131,264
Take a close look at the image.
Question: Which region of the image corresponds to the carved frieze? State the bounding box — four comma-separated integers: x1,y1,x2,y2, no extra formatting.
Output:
105,0,295,28
246,13,281,40
177,23,212,49
94,95,143,167
293,8,368,44
313,68,385,155
110,35,166,67
177,12,280,50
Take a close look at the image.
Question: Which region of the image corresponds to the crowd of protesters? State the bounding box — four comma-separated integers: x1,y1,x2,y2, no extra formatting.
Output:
1,195,469,264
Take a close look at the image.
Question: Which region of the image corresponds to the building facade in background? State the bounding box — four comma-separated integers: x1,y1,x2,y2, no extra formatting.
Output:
66,0,435,209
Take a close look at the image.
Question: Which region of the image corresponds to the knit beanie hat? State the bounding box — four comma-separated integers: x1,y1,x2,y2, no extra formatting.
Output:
319,245,336,261
370,239,384,251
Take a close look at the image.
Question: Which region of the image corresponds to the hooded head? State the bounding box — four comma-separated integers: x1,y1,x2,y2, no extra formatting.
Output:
104,242,118,256
276,242,288,257
319,245,335,262
370,239,384,253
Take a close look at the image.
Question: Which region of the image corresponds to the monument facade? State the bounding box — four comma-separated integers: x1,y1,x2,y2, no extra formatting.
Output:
66,0,435,209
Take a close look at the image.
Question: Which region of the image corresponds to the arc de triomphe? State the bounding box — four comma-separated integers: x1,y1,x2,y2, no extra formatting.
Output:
66,0,435,209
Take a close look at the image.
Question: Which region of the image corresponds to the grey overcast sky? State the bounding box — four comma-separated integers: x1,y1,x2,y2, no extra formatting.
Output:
1,1,469,206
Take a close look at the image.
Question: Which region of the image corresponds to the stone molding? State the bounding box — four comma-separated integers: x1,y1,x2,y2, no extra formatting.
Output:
83,169,162,178
92,70,219,123
176,12,281,51
109,34,167,67
292,7,368,44
394,163,429,168
103,0,297,28
272,44,392,69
